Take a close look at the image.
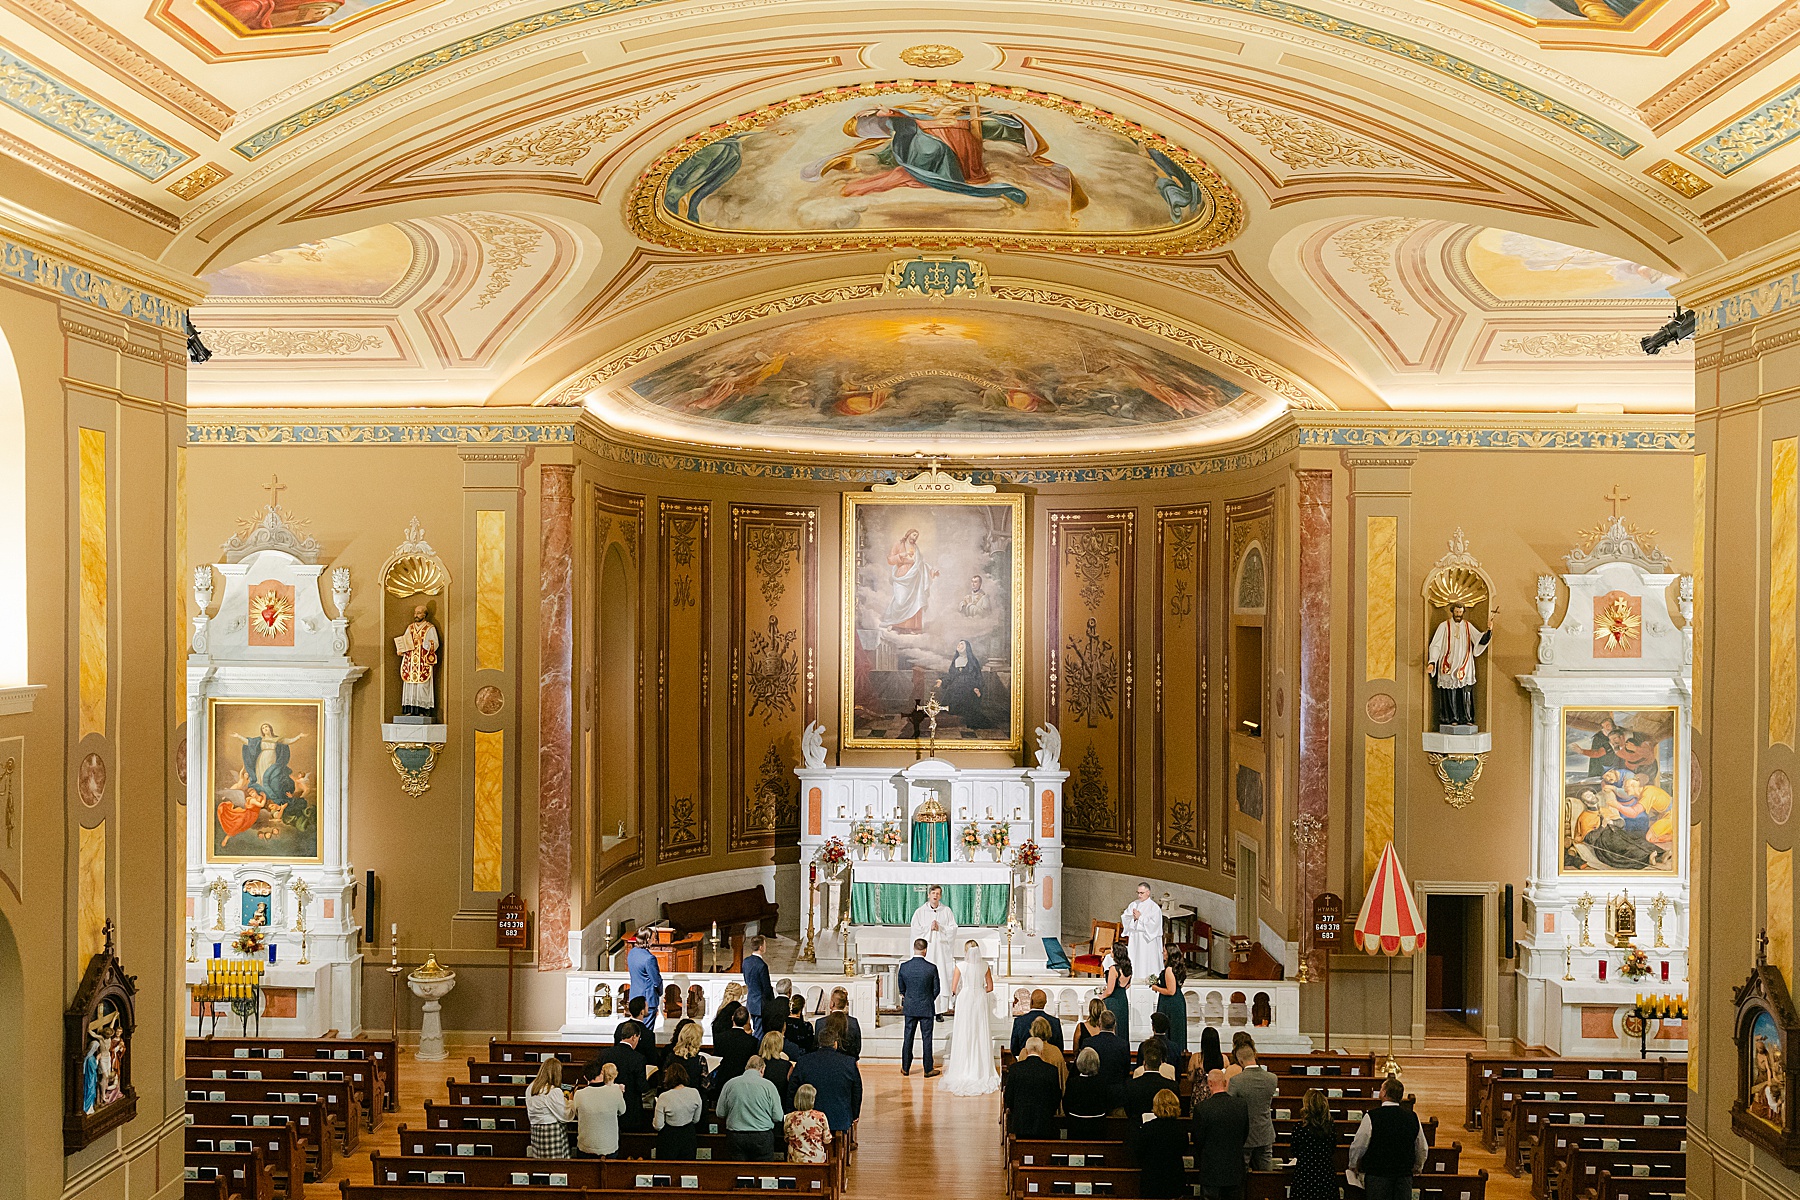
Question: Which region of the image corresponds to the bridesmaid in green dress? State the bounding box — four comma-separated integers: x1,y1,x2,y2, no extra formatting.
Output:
1101,944,1133,1044
1149,960,1188,1065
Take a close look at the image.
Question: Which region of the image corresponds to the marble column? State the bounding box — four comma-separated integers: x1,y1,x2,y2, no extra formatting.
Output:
1296,469,1333,979
537,465,575,970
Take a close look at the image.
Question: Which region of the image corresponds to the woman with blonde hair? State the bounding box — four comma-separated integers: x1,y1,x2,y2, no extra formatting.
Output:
666,1019,711,1095
1032,1015,1068,1088
1138,1089,1189,1198
1290,1088,1341,1200
758,1028,794,1105
784,1083,831,1163
525,1058,573,1158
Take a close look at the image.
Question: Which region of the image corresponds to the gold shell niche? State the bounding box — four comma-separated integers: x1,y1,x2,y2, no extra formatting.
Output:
385,554,450,597
900,44,963,68
1426,565,1489,610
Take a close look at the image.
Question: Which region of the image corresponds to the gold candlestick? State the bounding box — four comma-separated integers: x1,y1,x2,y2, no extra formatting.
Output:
1574,893,1595,948
800,880,817,965
1647,893,1669,949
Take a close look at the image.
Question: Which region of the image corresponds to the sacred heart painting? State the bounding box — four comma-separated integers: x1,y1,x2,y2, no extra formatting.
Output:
632,82,1241,254
842,493,1025,750
1558,707,1677,877
207,698,322,863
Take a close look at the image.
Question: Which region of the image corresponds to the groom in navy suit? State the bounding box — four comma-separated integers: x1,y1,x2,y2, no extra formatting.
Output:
742,934,777,1037
898,937,941,1077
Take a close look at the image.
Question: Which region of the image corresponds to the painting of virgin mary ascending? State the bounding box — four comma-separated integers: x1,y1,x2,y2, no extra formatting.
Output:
207,698,323,863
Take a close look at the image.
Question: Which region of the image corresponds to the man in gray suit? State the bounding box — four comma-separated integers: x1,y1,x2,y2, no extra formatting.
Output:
897,937,941,1077
1227,1037,1279,1170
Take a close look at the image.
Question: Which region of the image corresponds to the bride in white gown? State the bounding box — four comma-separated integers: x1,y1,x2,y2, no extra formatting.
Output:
941,940,999,1095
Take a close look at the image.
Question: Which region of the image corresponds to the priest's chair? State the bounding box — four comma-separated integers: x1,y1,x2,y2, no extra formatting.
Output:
1071,919,1121,977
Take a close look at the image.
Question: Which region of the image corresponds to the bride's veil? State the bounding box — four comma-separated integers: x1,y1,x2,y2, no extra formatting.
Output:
960,943,984,994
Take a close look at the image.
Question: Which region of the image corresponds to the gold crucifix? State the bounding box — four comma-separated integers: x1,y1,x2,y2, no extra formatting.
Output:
919,689,948,757
263,475,288,508
1603,483,1630,518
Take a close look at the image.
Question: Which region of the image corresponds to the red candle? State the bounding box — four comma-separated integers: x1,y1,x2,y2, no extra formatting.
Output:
1598,959,1608,981
1661,961,1669,982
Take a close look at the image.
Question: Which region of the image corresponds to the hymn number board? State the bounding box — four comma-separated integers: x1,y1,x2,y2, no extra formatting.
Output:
495,893,529,950
1312,893,1344,945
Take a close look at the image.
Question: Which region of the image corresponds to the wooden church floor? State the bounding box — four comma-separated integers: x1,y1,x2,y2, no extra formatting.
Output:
301,1044,1535,1200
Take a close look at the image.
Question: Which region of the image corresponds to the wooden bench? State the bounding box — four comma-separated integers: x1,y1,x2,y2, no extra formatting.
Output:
419,1100,529,1134
186,1147,276,1200
1266,1053,1379,1078
663,887,779,970
369,1151,602,1188
1530,1125,1690,1200
1246,1172,1490,1200
375,1153,837,1195
445,1080,527,1107
396,1122,529,1159
188,1124,308,1195
185,1098,335,1179
187,1075,361,1152
1558,1150,1685,1200
1008,1114,1440,1149
1483,1079,1684,1150
1276,1076,1380,1098
1591,1171,1688,1200
1010,1163,1488,1200
188,1056,380,1132
487,1039,608,1065
340,1186,740,1200
1503,1101,1686,1176
1464,1055,1683,1131
185,1176,234,1200
466,1059,547,1085
190,1035,398,1114
1010,1137,1462,1175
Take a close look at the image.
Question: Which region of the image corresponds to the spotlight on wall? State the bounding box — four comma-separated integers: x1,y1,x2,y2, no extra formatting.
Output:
183,312,213,364
1640,306,1695,356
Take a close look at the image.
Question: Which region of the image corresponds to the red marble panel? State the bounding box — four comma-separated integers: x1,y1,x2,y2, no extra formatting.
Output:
537,465,575,970
1297,468,1333,978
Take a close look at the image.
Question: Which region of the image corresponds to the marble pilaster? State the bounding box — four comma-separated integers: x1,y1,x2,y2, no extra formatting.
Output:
1296,469,1333,977
537,465,575,970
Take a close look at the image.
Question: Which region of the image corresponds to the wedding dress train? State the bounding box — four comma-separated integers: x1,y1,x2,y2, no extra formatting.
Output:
941,944,999,1096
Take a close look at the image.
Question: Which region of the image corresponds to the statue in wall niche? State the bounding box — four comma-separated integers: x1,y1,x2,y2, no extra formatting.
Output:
1427,602,1491,731
393,604,441,720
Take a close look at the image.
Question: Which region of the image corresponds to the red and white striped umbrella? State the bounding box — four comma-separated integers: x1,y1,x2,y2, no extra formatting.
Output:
1354,841,1426,957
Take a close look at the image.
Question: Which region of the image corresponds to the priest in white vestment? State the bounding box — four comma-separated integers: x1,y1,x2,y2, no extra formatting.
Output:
1426,602,1491,729
1120,883,1165,980
910,886,960,1017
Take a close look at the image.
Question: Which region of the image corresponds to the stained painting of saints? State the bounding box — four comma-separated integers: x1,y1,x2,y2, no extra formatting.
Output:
1558,707,1677,876
208,699,323,863
843,495,1024,749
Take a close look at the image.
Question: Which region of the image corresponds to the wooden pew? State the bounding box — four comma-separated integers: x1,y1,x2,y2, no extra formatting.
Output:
188,1056,380,1131
1275,1076,1381,1098
188,1124,307,1196
1591,1171,1688,1200
1266,1052,1380,1078
1464,1055,1683,1131
419,1100,529,1135
340,1187,740,1200
1012,1162,1490,1200
395,1122,529,1159
374,1152,836,1195
445,1079,526,1107
465,1059,541,1086
185,1176,233,1200
187,1075,361,1152
185,1148,276,1200
1482,1079,1685,1150
1530,1126,1690,1200
1011,1114,1440,1149
1010,1137,1462,1175
189,1035,398,1115
487,1038,607,1065
1503,1101,1686,1177
1558,1150,1685,1200
369,1151,602,1188
1244,1172,1490,1200
185,1098,335,1179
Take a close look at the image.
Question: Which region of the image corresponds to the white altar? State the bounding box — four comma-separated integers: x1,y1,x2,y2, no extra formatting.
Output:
1514,515,1691,1057
184,499,367,1036
795,734,1067,972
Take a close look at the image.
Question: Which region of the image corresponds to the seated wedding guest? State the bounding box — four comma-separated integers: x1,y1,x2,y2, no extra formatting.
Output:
1004,1037,1062,1139
1084,1009,1131,1108
591,1021,650,1132
784,1084,831,1164
1227,1037,1278,1171
1139,1089,1192,1200
1290,1088,1342,1200
788,1028,861,1136
1072,998,1105,1053
664,1020,711,1096
651,1061,704,1160
815,988,862,1060
1033,1016,1068,1088
525,1059,574,1158
778,995,817,1057
1347,1077,1427,1200
1126,1041,1175,1122
1011,988,1066,1054
713,1004,760,1091
574,1062,626,1159
1062,1048,1112,1138
717,1055,783,1162
758,1028,795,1105
1191,1069,1249,1200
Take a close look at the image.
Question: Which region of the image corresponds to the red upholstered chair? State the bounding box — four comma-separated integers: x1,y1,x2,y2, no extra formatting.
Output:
1071,920,1121,977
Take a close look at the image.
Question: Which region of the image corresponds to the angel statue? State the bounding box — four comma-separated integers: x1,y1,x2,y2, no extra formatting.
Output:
801,722,828,769
1033,723,1062,771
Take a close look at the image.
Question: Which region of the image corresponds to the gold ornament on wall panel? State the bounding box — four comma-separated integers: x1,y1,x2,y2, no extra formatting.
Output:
899,44,964,68
1155,505,1209,867
1049,508,1135,853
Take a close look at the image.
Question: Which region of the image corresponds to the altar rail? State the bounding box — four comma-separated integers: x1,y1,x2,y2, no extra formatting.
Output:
560,971,878,1037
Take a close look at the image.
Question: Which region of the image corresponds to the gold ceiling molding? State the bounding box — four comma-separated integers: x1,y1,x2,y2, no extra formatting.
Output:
627,79,1244,256
447,85,697,169
204,328,388,356
898,45,963,68
1644,158,1710,198
1329,217,1430,315
447,213,546,309
1496,331,1653,359
1638,4,1800,132
0,127,180,233
1168,86,1428,174
167,161,231,200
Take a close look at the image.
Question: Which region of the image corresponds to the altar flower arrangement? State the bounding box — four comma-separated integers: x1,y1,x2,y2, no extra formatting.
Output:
231,925,268,957
1620,946,1652,980
1014,840,1042,869
849,822,878,858
960,823,983,859
878,821,902,858
816,837,848,868
984,822,1011,859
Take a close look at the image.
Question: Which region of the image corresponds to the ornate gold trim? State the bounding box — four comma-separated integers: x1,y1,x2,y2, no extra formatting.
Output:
626,80,1243,257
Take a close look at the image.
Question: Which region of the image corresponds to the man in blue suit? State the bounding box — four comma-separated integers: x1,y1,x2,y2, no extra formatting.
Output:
742,934,777,1038
897,937,941,1077
626,932,663,1052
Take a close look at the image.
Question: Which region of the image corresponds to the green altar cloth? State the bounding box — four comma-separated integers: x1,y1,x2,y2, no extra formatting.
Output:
850,882,1010,926
910,820,950,863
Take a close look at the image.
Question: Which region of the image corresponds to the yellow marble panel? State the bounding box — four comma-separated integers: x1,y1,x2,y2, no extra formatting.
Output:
472,729,504,893
1363,735,1396,886
1772,844,1794,985
475,510,506,672
1773,439,1797,748
177,446,188,618
1693,454,1704,731
78,428,106,739
1690,820,1702,1093
78,821,105,961
1365,516,1397,682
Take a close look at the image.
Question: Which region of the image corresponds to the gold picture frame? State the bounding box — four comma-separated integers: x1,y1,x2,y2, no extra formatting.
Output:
842,478,1025,751
206,697,324,864
1556,705,1679,877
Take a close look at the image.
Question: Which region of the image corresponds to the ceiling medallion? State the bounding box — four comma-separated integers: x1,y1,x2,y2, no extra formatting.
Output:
629,80,1243,257
899,44,963,68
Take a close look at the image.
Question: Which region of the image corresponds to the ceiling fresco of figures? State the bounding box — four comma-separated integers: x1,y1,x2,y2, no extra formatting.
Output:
1462,230,1677,302
203,224,421,299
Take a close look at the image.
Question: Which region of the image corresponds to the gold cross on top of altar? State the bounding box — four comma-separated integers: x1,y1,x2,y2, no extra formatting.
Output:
1603,483,1630,518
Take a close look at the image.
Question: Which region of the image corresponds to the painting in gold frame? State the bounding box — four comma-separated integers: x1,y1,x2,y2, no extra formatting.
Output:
842,488,1024,751
206,698,324,864
1557,705,1678,877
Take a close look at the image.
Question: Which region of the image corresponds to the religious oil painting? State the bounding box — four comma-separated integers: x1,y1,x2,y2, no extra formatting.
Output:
1558,707,1678,877
1473,0,1653,21
203,0,407,32
1750,1009,1787,1129
202,224,418,300
207,698,323,863
620,308,1251,440
1465,229,1676,302
634,82,1241,254
842,492,1025,750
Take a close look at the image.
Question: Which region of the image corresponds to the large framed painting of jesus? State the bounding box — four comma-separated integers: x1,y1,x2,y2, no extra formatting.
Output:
842,490,1024,751
1557,706,1678,877
206,698,324,864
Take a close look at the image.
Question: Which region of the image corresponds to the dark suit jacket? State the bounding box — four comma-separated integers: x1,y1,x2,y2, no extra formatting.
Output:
788,1047,862,1132
1084,1030,1131,1103
782,1015,816,1057
815,1014,862,1060
712,1028,760,1089
1137,1117,1192,1199
742,955,776,1021
711,1002,742,1048
1010,1009,1065,1055
897,956,939,1019
1125,1070,1176,1122
1191,1091,1251,1185
591,1043,648,1130
1004,1056,1062,1138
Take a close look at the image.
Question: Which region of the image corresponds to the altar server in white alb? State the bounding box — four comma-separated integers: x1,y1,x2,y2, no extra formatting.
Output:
1120,883,1165,981
910,886,960,1018
1426,601,1491,730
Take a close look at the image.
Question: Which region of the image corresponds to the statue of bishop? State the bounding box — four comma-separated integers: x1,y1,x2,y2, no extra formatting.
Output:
394,603,441,720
